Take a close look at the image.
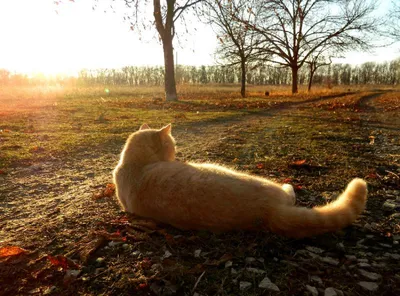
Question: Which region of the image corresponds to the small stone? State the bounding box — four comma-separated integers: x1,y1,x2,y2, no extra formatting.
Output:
310,275,323,285
382,200,397,211
358,262,371,268
231,268,238,274
122,244,130,249
65,269,80,277
194,249,201,258
336,243,345,252
245,257,256,264
345,255,357,261
225,261,233,268
64,269,80,283
258,257,265,263
306,285,318,296
306,246,324,254
370,222,379,228
246,267,266,274
240,281,252,291
356,239,365,246
358,269,382,281
151,263,162,272
358,281,379,291
324,287,337,296
108,241,122,247
131,250,141,257
258,276,280,291
378,243,392,248
95,257,105,264
357,258,369,263
320,256,339,266
364,223,372,230
371,262,387,269
162,250,172,259
384,252,400,260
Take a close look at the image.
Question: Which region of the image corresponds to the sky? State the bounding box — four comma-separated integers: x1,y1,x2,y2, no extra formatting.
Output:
0,0,398,76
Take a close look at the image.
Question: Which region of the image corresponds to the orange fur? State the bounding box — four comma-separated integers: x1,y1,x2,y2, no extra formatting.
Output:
113,124,368,238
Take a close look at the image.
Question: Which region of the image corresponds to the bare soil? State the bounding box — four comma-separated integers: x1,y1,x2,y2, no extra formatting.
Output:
1,87,399,295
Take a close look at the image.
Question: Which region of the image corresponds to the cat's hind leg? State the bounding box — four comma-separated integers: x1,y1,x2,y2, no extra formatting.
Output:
282,184,296,205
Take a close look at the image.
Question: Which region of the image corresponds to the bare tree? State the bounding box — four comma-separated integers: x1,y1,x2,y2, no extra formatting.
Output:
305,47,332,92
237,0,378,94
388,0,400,41
121,1,204,101
201,0,262,97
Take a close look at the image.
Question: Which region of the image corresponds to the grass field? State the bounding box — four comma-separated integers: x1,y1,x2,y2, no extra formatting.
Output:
1,84,399,295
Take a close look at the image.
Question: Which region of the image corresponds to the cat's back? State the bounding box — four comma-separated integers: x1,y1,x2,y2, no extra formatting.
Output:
139,161,283,200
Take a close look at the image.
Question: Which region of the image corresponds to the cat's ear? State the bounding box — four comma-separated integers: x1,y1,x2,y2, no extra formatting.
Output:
139,123,150,130
159,124,172,136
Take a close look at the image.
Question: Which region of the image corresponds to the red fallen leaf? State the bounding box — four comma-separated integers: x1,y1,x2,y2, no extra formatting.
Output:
366,173,378,179
47,255,69,269
292,159,306,166
0,246,26,258
104,183,116,197
138,283,148,289
0,169,6,175
92,183,116,200
47,255,80,270
295,185,303,190
282,178,292,183
256,163,264,169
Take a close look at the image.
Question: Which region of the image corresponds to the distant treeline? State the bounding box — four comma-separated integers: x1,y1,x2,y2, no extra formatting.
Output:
1,59,400,86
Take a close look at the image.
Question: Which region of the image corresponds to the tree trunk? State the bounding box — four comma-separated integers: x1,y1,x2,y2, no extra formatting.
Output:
291,65,299,94
240,59,246,98
153,0,178,101
162,35,178,101
308,63,316,92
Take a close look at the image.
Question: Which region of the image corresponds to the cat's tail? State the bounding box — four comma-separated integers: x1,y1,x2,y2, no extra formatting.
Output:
267,178,367,238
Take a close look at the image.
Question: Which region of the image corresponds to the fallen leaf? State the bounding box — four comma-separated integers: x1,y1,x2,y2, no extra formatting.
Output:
47,255,69,269
138,283,148,289
256,163,264,169
92,183,116,200
0,246,26,258
292,159,306,166
103,183,115,197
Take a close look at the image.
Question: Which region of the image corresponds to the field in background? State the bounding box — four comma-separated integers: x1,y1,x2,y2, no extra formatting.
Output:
1,84,398,169
0,84,400,295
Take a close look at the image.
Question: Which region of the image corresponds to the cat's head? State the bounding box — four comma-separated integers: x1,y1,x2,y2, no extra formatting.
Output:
123,123,176,163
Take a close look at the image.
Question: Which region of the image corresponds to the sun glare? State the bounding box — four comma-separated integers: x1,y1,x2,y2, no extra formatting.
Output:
0,0,397,77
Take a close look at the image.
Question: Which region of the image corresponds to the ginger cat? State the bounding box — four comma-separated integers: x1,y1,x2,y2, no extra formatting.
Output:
113,124,368,238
